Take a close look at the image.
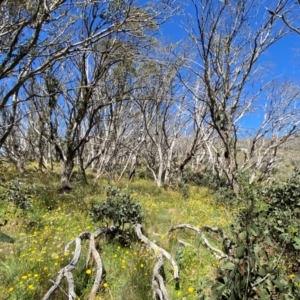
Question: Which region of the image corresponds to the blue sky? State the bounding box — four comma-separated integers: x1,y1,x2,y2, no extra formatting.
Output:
266,33,299,77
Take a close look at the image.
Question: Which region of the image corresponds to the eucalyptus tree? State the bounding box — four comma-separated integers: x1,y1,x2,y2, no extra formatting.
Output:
174,78,215,183
91,95,139,184
28,44,139,189
83,48,156,184
18,1,176,189
135,56,188,187
182,0,299,192
237,80,300,183
0,0,91,147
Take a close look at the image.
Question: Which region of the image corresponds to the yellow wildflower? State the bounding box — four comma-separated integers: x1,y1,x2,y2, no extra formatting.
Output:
86,269,92,275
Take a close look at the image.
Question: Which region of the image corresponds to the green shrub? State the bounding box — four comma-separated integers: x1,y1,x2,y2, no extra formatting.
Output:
260,170,300,251
89,186,144,229
71,170,85,183
200,178,300,299
138,169,154,180
183,169,227,190
0,178,36,210
178,182,190,200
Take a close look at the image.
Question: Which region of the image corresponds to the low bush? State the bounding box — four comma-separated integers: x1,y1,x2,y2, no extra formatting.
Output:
89,186,144,229
183,168,227,190
0,178,36,210
201,173,300,299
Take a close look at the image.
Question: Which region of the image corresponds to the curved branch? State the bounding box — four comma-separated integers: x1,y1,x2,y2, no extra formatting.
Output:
133,224,180,288
87,233,103,300
169,224,228,259
42,226,118,300
152,253,171,300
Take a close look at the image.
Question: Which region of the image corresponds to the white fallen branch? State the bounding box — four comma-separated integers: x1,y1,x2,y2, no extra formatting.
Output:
42,226,118,300
169,224,229,260
152,253,171,300
87,233,102,300
133,224,180,290
177,239,193,247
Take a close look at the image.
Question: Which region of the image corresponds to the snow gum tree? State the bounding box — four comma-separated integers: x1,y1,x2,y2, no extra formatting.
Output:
182,0,300,192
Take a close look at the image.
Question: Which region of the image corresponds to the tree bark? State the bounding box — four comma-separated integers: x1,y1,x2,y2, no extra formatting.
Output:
60,159,74,190
129,153,138,181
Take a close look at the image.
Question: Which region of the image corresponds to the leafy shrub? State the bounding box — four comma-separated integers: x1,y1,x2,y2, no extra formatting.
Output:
260,170,300,251
201,179,300,299
178,182,190,199
214,186,237,205
0,178,36,210
205,224,300,299
183,169,227,190
138,169,154,180
89,186,144,229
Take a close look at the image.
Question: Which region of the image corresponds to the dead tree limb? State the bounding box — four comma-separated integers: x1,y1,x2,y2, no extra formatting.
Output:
169,224,229,259
42,226,117,300
152,253,171,300
86,233,103,300
133,224,180,291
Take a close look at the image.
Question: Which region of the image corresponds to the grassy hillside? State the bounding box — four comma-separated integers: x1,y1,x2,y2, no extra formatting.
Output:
0,165,233,300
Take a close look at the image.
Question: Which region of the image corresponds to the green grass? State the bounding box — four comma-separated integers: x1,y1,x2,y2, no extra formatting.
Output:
0,167,233,300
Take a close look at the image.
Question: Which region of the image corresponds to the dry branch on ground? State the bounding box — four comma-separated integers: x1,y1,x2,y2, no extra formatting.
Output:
42,226,118,300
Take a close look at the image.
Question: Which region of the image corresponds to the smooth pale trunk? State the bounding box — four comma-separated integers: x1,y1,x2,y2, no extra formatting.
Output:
164,140,175,185
156,148,164,187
